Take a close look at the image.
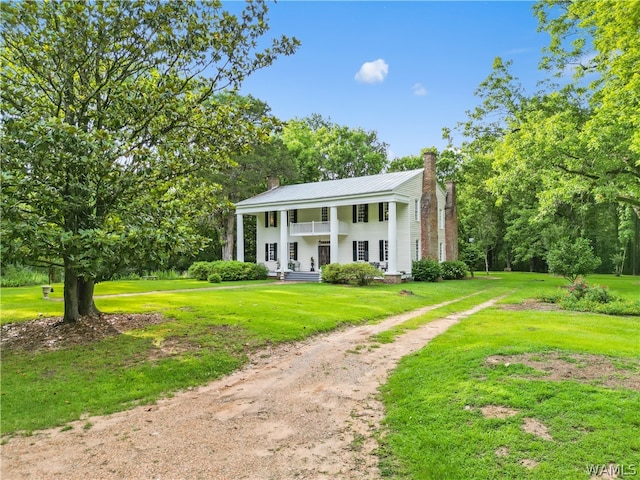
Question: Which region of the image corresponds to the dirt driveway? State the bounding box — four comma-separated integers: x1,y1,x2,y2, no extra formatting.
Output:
1,296,501,480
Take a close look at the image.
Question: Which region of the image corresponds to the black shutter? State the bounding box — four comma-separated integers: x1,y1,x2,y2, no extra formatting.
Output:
293,242,298,260
274,242,278,261
265,212,269,228
293,209,298,223
379,203,384,222
273,212,277,228
379,240,384,261
363,204,369,223
364,241,369,261
265,243,269,261
353,241,357,261
352,205,357,223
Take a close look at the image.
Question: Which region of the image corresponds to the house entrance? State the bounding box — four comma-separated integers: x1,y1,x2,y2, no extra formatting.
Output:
318,245,331,267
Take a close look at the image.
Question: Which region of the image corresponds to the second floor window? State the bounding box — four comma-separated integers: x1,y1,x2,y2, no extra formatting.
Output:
321,206,328,222
352,204,368,223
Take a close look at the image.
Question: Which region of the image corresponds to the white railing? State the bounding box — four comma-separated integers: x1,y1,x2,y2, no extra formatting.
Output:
289,221,348,236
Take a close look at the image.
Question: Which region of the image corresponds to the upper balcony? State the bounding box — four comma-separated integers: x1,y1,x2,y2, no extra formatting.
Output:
289,221,349,236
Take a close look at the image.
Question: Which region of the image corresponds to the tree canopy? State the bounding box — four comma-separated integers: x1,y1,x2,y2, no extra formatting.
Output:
450,0,639,275
1,0,299,322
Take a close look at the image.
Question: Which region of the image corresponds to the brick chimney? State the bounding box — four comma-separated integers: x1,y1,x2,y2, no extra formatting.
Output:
420,151,439,259
445,181,459,261
267,176,280,190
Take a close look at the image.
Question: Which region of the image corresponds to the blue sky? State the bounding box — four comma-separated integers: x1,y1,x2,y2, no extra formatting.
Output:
234,1,550,159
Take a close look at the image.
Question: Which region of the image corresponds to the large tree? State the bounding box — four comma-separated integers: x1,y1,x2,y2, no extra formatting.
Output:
1,0,298,322
281,114,389,182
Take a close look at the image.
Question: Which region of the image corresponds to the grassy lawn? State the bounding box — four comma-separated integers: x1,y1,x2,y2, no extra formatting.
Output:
379,275,640,479
1,271,638,479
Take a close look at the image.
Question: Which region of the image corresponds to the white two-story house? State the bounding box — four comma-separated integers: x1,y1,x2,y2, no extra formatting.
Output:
234,152,458,282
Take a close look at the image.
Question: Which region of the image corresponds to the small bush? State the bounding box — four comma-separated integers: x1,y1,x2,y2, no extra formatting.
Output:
412,258,441,282
188,261,213,281
207,272,222,283
321,263,382,286
440,261,468,280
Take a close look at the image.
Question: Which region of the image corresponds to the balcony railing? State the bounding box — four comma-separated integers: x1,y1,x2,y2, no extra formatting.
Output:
289,221,349,236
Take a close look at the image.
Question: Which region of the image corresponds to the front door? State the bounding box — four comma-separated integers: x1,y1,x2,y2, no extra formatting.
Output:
318,245,331,267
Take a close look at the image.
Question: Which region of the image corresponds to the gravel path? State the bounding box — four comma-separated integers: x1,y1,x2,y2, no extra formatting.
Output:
1,295,501,480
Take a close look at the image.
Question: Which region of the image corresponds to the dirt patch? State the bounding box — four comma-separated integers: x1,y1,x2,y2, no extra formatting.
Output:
523,418,553,441
485,352,640,391
520,458,540,469
0,314,167,352
480,405,520,419
495,446,509,457
500,300,560,312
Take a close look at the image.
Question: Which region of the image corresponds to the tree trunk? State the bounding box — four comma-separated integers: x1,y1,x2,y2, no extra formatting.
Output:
221,214,235,261
78,277,101,317
63,259,80,323
484,251,490,275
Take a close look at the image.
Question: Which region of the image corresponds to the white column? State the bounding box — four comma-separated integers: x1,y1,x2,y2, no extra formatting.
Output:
387,201,398,274
280,210,288,277
236,214,244,262
330,206,339,264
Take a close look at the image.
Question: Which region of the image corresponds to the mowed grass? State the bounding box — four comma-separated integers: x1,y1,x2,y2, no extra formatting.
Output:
379,276,640,480
1,276,505,435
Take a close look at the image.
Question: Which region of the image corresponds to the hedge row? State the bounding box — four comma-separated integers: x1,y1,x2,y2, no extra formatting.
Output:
187,261,268,282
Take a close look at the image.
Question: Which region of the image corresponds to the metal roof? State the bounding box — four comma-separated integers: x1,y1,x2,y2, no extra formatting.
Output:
235,169,424,208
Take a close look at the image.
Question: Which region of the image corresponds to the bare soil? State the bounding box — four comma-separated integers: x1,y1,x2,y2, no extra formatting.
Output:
1,297,499,480
485,352,640,391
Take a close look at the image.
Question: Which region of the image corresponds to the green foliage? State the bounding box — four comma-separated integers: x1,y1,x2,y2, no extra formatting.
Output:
188,261,268,282
207,273,222,284
440,260,469,280
460,243,483,276
546,238,602,283
321,263,382,286
0,0,299,322
0,265,49,287
412,258,442,282
281,114,388,183
211,260,268,281
188,262,213,281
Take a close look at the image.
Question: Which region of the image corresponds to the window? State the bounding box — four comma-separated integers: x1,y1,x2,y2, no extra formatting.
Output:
352,240,369,261
378,202,389,222
265,211,278,228
289,242,298,261
287,209,298,226
414,199,420,222
265,243,278,261
321,207,328,222
352,204,368,223
415,239,420,260
379,240,389,261
439,242,444,262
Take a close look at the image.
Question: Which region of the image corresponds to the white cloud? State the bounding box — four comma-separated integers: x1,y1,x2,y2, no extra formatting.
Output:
355,59,389,84
412,83,428,96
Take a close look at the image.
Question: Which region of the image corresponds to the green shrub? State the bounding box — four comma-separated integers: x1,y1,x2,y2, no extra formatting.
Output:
412,258,441,282
321,263,382,286
207,272,222,283
440,261,468,280
187,261,213,281
206,261,269,281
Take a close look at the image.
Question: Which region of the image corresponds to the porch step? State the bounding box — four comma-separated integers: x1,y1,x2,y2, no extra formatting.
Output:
284,271,321,282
